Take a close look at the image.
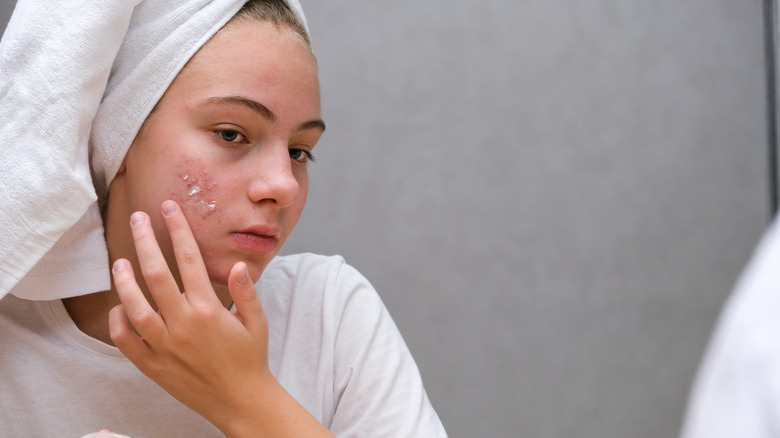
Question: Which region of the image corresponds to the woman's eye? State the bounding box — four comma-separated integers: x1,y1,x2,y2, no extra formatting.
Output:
290,148,315,163
214,129,246,144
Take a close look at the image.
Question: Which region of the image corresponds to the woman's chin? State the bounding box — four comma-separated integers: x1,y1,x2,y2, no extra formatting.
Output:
206,260,267,287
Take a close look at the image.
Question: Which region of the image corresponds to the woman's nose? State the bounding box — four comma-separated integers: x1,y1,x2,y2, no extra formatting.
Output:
246,144,300,207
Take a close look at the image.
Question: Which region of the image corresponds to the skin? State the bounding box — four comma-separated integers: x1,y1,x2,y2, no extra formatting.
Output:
63,19,333,438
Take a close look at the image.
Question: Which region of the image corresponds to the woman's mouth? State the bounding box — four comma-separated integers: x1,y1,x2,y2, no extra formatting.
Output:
228,231,278,253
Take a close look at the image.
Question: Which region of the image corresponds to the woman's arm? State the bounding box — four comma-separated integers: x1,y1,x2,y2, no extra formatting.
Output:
108,200,333,438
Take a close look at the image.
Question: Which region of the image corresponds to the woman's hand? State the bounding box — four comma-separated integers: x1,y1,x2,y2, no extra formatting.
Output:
108,200,333,437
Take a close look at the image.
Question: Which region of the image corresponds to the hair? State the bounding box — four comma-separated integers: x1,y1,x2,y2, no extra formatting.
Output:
230,0,312,49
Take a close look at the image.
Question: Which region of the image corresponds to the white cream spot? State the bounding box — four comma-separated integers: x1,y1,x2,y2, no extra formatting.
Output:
181,173,217,214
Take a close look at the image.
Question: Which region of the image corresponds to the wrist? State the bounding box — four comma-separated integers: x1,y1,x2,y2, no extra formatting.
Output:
212,375,333,438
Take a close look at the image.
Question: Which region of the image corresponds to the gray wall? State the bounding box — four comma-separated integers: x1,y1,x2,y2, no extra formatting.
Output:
0,1,13,37
291,2,770,437
1,1,771,437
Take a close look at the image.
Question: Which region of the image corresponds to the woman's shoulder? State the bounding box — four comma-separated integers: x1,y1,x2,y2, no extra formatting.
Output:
265,252,347,274
260,253,368,293
257,253,380,320
0,294,47,328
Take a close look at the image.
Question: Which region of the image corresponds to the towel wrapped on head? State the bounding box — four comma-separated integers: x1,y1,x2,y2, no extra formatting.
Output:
0,0,308,301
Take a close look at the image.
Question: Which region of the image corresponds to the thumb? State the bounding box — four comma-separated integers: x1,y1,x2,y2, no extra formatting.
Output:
228,261,267,335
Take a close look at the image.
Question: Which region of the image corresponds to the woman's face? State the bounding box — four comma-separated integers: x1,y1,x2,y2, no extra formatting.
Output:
108,19,323,286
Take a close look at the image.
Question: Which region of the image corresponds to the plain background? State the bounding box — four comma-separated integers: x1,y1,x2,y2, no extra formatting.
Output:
0,1,772,437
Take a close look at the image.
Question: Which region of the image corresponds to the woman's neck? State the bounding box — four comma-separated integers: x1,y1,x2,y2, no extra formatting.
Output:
62,290,119,346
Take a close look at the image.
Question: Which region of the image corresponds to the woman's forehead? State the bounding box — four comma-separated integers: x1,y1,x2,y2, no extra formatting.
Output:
179,20,315,88
139,21,321,138
164,19,319,108
195,19,312,68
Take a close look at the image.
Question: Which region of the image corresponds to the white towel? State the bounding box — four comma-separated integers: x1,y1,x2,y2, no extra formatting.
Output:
0,0,308,301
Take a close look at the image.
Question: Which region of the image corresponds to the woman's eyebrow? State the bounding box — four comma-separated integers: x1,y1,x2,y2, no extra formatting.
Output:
298,119,326,133
204,95,326,132
205,95,276,122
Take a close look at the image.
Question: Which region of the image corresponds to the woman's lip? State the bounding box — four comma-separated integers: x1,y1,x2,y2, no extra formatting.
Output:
229,232,277,253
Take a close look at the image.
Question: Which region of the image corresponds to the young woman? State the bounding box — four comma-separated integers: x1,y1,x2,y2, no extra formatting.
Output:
0,1,446,436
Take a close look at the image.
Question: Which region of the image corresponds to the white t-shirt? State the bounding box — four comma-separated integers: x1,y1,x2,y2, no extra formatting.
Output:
680,218,780,438
0,253,447,437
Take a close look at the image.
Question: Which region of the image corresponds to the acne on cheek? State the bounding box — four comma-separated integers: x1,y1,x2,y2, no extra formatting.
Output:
174,170,218,218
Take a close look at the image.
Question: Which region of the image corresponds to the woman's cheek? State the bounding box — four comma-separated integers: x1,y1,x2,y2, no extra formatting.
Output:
167,168,233,281
178,170,219,218
173,168,229,245
164,168,221,249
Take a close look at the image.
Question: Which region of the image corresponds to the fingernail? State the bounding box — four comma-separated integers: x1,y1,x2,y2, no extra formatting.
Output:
113,259,129,273
130,212,145,227
237,263,251,284
162,200,176,217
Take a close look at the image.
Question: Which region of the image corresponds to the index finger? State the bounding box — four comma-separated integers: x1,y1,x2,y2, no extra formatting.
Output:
160,200,217,303
129,211,185,317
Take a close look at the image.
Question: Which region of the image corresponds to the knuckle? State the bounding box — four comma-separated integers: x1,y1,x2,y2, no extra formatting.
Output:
132,225,155,241
129,308,157,329
142,263,169,282
177,250,198,266
166,325,193,344
112,270,131,286
190,302,218,321
109,325,129,346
